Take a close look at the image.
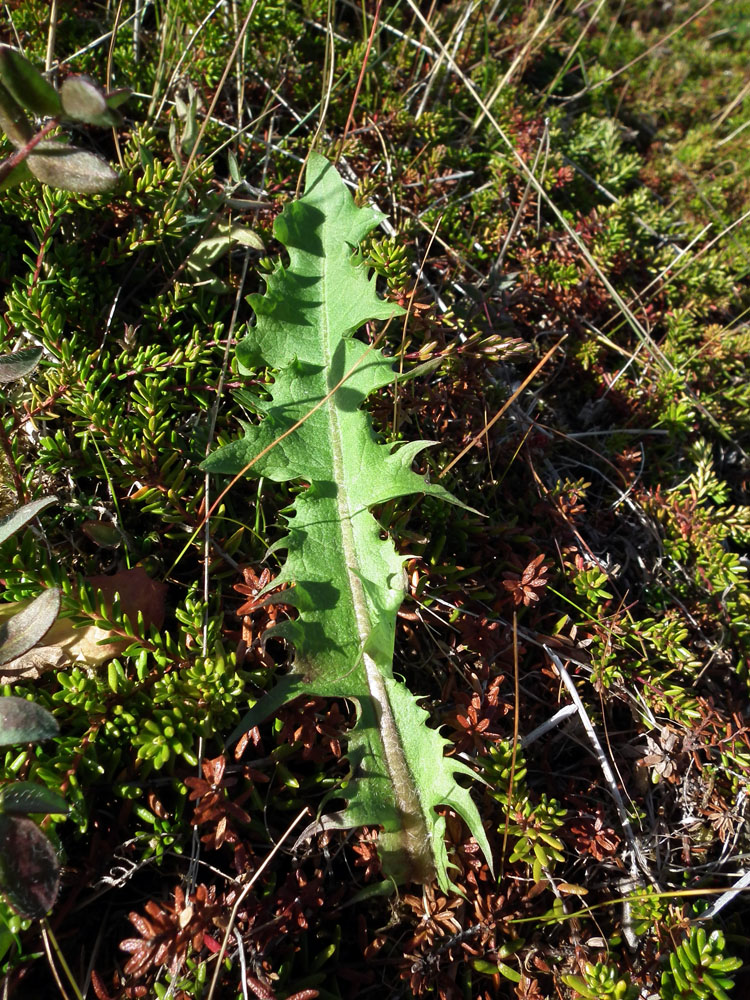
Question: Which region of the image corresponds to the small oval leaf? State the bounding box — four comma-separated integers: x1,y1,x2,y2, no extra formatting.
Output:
0,347,42,384
0,696,58,746
560,975,598,1000
187,235,232,270
0,588,61,665
0,80,33,146
0,814,60,917
0,46,62,118
229,225,265,251
557,882,588,896
498,962,522,984
27,143,118,193
60,75,118,127
104,87,131,110
81,520,122,549
61,75,105,117
0,496,57,546
0,157,33,191
0,782,67,816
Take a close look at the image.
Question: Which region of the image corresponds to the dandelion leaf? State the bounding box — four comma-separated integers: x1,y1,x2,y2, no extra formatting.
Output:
204,152,491,891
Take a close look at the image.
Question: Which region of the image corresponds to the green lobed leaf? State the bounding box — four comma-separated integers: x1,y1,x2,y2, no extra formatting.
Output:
206,153,492,892
0,496,57,546
27,142,118,193
0,814,60,917
0,782,67,816
0,696,58,746
0,346,42,383
0,46,62,118
0,588,61,665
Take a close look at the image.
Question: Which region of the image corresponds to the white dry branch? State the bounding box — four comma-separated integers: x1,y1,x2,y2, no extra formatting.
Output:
543,647,656,902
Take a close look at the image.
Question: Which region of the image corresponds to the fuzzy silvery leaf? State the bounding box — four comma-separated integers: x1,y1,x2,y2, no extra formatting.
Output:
60,75,119,127
0,158,32,190
104,87,131,110
0,80,33,146
229,225,264,250
0,346,42,383
0,45,62,118
0,588,61,665
185,225,264,288
27,142,118,193
174,82,199,155
0,782,67,817
0,496,57,546
0,814,60,917
0,696,58,746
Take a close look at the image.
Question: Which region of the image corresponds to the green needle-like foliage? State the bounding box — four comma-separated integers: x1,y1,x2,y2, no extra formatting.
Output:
204,152,492,892
662,927,742,1000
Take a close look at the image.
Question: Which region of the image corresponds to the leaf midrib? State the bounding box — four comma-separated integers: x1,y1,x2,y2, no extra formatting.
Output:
321,245,429,841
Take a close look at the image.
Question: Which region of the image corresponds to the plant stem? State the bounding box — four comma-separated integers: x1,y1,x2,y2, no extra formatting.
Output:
0,119,58,187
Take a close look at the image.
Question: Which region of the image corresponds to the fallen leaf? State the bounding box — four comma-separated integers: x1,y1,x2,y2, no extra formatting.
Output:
0,568,167,669
0,645,66,684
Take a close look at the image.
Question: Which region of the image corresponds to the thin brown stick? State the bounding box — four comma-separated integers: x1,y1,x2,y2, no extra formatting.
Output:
392,212,443,435
41,920,80,1000
45,0,59,73
175,0,260,199
206,807,309,1000
338,0,383,155
500,611,521,880
106,0,125,169
441,336,565,478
